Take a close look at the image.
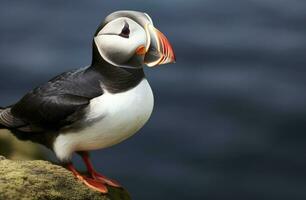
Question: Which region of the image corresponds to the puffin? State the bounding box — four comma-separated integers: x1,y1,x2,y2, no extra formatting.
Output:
0,10,175,193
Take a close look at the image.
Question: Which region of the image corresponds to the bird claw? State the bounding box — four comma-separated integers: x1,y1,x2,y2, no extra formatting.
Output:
92,172,122,188
66,163,109,193
77,174,109,193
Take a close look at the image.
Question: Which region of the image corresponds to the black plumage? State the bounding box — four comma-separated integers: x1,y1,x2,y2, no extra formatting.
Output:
0,58,144,148
0,10,178,194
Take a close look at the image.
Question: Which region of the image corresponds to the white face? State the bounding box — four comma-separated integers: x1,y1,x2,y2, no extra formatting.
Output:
94,17,148,68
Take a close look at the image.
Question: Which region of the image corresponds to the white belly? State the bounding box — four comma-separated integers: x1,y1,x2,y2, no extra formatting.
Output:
53,79,154,161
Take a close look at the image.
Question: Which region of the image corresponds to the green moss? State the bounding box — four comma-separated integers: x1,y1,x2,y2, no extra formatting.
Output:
0,158,131,200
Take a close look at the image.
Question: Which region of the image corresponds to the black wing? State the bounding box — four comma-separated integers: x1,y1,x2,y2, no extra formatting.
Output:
3,67,104,131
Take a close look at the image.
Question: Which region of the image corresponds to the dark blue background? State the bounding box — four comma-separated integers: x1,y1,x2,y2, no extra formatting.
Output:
1,1,306,199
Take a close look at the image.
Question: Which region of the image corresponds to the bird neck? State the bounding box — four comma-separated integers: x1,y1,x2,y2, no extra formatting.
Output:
89,42,145,93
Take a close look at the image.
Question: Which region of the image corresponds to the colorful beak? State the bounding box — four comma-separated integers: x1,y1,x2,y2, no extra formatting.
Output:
144,24,176,67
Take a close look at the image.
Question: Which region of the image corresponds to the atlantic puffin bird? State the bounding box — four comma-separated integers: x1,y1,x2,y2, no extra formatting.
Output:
0,10,175,193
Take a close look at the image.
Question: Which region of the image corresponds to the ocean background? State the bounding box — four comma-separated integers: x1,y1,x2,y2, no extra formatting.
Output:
1,0,306,199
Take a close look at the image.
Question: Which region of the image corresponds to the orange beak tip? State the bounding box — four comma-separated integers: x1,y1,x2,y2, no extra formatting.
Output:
136,45,147,55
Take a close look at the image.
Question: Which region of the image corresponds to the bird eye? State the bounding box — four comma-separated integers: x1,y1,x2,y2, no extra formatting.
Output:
119,22,130,38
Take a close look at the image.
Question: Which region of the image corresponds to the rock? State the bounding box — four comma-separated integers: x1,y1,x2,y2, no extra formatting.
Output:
0,158,131,200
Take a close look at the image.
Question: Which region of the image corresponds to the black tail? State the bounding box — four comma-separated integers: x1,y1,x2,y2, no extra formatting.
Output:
0,107,7,129
0,107,25,130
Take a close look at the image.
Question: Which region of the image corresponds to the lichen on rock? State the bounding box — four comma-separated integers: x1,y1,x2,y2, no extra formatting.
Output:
0,157,131,200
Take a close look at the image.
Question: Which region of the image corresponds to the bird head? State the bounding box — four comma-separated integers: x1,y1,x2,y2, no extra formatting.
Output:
93,10,176,69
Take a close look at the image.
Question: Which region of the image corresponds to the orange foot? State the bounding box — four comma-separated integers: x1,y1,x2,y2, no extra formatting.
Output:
79,151,122,188
91,171,121,188
66,163,109,193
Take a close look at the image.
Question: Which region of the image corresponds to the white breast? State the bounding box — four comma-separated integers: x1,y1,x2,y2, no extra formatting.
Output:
53,79,154,161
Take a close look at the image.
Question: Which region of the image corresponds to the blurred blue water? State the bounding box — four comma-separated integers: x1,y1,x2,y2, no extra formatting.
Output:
1,0,306,199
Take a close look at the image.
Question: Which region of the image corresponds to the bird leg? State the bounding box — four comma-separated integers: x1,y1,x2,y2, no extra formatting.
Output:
78,151,121,188
66,162,108,193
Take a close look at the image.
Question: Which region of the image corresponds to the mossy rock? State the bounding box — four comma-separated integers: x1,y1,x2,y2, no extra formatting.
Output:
0,157,131,200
